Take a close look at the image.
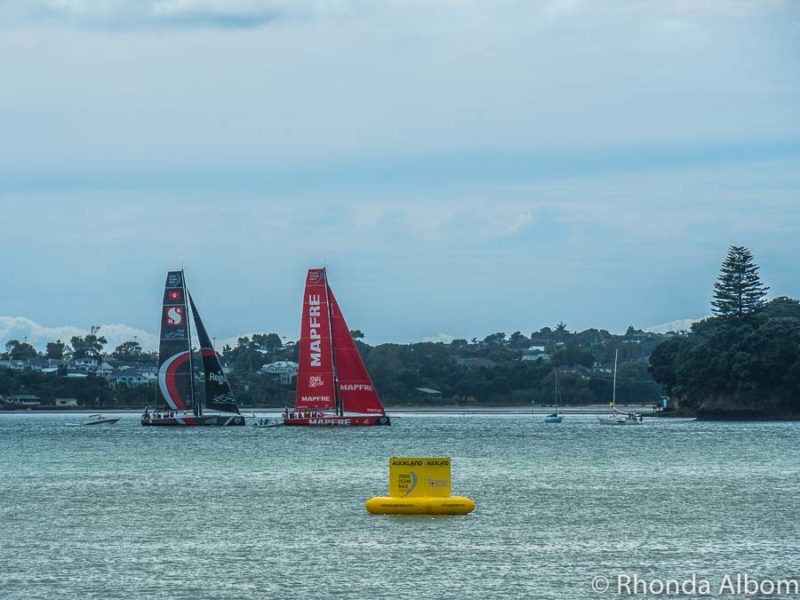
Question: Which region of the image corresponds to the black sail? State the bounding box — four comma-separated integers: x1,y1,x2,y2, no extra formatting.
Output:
188,292,239,414
156,270,194,412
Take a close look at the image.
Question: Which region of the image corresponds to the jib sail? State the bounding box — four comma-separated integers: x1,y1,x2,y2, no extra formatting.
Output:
188,292,239,415
328,286,385,415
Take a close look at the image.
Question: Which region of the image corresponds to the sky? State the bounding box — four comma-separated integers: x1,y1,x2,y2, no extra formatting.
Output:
1,0,799,350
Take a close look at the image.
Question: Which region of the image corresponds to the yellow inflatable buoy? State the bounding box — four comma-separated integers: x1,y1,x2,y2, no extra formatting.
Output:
365,457,476,516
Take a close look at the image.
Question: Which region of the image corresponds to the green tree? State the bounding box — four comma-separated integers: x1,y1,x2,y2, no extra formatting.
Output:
112,340,143,361
45,340,67,360
711,245,769,319
483,332,506,345
5,340,37,360
71,326,107,360
508,331,529,349
251,333,283,354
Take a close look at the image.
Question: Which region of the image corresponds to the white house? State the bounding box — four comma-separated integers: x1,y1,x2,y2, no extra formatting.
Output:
68,358,114,377
55,398,79,407
260,361,299,385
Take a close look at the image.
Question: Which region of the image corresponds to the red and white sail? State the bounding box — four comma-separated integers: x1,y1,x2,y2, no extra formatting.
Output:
295,268,336,411
328,287,385,414
294,268,386,416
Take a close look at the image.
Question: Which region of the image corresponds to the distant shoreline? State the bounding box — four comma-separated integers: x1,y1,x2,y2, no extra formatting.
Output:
0,404,659,415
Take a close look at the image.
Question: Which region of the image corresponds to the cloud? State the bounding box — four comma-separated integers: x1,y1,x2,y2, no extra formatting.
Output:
17,0,299,29
3,0,794,30
643,318,705,334
0,317,158,352
422,333,456,344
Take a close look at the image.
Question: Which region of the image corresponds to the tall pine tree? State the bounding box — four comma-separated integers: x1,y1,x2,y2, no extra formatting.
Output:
711,245,769,318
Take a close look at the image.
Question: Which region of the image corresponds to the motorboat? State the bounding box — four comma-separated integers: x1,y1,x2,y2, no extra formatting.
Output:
82,414,120,426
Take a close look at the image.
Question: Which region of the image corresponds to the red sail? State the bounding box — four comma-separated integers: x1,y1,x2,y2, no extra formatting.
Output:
295,269,336,411
328,285,386,415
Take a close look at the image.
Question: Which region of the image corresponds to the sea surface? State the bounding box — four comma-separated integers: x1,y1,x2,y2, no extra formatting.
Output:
1,413,798,599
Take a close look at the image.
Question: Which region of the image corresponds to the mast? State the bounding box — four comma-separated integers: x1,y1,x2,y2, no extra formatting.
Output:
183,270,199,417
323,271,342,417
554,368,559,414
612,348,618,407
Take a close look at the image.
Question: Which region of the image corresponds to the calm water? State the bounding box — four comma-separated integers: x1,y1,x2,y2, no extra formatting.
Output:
1,413,798,599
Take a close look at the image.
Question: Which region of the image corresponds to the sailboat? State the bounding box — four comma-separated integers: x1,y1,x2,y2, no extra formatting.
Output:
598,349,642,425
544,368,563,423
284,268,390,427
141,270,245,427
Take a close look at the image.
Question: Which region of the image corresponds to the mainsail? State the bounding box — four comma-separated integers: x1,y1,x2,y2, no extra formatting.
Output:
295,268,337,411
188,292,239,415
294,268,386,416
156,270,194,412
328,287,385,414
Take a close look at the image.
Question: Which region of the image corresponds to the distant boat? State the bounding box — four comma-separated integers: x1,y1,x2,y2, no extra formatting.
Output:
544,368,563,424
253,416,281,428
284,268,390,427
82,414,120,426
141,270,245,427
598,349,642,425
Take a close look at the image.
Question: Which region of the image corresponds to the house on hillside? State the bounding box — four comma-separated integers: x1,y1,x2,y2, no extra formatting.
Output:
260,361,298,385
68,358,113,377
110,371,154,387
55,398,80,407
457,357,497,369
415,387,443,402
2,394,41,408
521,346,550,362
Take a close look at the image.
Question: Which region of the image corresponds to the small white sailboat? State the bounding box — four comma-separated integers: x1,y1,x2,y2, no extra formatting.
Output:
544,368,563,424
598,349,642,425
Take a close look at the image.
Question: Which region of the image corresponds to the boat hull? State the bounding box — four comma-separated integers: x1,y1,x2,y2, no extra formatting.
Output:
141,414,245,426
598,416,641,425
83,418,121,426
284,414,391,427
544,416,563,424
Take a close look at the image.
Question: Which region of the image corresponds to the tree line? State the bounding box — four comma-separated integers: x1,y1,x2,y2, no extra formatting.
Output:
650,246,800,419
2,322,666,408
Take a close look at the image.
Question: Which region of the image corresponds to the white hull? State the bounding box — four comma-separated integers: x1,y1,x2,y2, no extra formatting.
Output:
598,415,641,425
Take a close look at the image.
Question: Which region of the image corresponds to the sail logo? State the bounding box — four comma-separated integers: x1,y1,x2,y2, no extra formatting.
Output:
308,375,324,388
301,395,331,403
167,306,184,326
163,329,186,340
168,290,183,302
167,273,182,287
209,371,226,385
340,384,373,392
308,294,323,367
308,270,323,284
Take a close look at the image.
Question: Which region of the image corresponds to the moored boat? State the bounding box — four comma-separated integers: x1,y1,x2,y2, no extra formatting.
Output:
284,268,390,427
598,349,642,425
544,368,564,424
141,270,245,427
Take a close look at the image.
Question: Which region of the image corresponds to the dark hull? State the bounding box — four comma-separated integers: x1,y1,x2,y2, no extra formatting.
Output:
142,414,245,426
83,418,121,425
284,414,390,427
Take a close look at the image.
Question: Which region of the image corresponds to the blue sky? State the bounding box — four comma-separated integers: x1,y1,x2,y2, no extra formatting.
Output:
1,1,799,349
